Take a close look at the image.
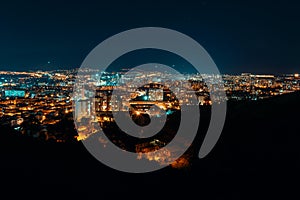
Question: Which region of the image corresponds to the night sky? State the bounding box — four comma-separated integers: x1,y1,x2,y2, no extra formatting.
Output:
0,0,300,74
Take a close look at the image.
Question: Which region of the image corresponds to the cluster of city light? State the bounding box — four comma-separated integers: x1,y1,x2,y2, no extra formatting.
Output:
1,69,299,169
1,69,299,143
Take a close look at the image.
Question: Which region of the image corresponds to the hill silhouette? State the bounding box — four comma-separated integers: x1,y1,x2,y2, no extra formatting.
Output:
0,92,299,198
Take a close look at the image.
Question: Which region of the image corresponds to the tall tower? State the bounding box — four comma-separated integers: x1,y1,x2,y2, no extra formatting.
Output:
75,85,91,121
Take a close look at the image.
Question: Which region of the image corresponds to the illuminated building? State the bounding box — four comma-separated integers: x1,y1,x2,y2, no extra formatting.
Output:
149,88,163,101
4,90,25,98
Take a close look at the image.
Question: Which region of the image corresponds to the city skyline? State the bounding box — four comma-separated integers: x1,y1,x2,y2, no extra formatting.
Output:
0,67,299,170
0,67,298,75
0,64,298,74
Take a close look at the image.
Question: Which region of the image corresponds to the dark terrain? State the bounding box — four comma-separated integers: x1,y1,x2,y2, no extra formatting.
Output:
0,92,299,198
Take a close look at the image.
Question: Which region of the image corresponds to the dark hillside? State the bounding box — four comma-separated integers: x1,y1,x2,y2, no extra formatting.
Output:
0,92,299,198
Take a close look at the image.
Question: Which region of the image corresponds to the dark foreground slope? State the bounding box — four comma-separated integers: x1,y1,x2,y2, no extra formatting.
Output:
0,92,299,198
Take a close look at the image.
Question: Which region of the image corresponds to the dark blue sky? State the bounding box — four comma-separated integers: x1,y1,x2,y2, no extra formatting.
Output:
0,0,299,74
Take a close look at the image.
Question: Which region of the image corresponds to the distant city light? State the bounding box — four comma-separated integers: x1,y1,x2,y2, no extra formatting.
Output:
143,96,148,100
0,69,299,145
